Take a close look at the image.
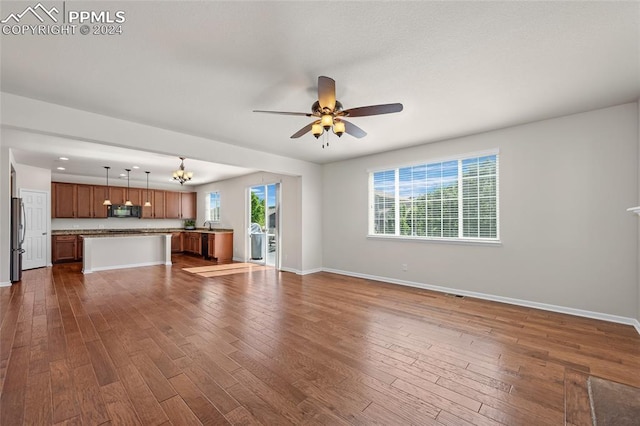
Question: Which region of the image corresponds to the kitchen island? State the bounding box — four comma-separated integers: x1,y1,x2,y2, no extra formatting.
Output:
81,233,172,274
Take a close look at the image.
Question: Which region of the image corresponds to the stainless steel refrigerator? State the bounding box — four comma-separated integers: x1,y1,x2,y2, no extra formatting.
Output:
10,197,25,282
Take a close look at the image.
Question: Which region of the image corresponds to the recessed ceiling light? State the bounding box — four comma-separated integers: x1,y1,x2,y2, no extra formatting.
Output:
132,165,140,169
59,157,69,161
57,167,65,170
120,173,126,177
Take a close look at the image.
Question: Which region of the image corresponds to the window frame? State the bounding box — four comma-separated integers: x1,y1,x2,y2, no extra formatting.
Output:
368,149,500,245
206,191,221,223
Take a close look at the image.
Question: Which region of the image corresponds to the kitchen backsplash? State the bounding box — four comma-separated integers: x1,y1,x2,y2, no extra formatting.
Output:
52,218,185,230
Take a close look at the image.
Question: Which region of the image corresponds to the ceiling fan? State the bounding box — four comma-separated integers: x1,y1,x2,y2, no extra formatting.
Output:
253,76,403,142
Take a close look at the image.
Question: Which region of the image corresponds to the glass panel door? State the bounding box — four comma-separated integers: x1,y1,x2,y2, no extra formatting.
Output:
248,183,279,268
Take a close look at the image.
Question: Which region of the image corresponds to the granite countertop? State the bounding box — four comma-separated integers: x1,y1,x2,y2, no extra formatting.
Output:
53,228,233,236
82,232,173,238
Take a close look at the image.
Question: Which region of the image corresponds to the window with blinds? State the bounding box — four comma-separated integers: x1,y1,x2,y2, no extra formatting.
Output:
370,152,499,241
206,192,221,222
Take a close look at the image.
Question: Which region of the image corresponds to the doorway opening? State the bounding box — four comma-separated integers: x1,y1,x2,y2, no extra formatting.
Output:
248,183,280,268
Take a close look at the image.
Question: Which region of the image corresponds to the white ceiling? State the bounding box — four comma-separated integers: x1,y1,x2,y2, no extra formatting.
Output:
7,129,256,188
1,1,638,180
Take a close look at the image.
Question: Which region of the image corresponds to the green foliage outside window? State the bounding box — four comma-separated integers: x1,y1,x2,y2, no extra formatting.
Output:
251,191,265,227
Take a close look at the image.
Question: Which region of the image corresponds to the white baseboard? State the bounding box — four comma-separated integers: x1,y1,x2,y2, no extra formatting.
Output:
280,266,323,275
0,281,11,287
322,267,640,335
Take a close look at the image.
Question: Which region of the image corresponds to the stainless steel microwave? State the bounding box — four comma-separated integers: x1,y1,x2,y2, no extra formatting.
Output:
107,204,142,218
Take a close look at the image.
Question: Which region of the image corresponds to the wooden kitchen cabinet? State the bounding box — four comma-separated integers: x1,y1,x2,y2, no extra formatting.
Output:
180,192,196,219
52,235,78,263
53,183,77,218
92,185,109,218
52,182,110,219
77,236,84,260
142,190,165,219
166,191,196,219
109,187,126,205
152,191,165,219
207,232,233,262
52,182,196,220
165,191,181,219
128,188,143,206
76,184,93,218
183,232,202,255
171,232,183,252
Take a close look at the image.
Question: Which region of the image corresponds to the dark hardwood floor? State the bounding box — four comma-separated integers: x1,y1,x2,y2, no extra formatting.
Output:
1,254,639,425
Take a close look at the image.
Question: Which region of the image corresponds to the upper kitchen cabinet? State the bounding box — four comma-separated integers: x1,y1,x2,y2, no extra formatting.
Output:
76,184,93,218
109,187,126,205
180,192,196,219
53,182,77,218
165,191,181,219
52,181,196,221
92,185,109,218
53,183,109,218
152,190,165,219
81,184,110,218
126,188,143,206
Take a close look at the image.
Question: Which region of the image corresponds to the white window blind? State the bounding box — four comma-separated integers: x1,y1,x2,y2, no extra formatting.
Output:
206,192,220,222
370,153,499,241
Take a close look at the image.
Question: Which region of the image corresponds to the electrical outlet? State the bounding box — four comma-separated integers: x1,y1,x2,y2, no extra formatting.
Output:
98,224,105,229
401,263,408,272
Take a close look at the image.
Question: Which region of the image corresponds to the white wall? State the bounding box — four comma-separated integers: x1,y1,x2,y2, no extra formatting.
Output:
323,103,638,319
0,144,14,285
637,101,640,325
16,163,51,193
196,171,303,273
301,167,323,272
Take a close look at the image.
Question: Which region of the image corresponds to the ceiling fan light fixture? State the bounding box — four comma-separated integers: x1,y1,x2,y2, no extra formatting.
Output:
321,114,333,130
312,123,323,138
254,76,402,142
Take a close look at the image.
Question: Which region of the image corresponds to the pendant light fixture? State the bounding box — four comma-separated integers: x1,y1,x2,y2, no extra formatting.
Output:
172,157,193,185
124,168,133,206
102,166,112,206
144,171,151,207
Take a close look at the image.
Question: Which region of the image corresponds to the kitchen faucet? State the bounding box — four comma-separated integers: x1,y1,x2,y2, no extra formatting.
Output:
203,220,213,231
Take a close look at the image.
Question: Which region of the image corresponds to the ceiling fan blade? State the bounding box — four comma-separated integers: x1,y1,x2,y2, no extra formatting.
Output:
318,76,336,111
342,103,403,117
342,120,367,138
253,110,312,117
290,122,315,138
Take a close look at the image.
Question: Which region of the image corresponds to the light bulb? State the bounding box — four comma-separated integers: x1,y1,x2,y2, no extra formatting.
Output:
321,114,333,130
312,123,323,139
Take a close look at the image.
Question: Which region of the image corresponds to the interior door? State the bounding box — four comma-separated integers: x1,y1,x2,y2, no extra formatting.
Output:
21,189,48,270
